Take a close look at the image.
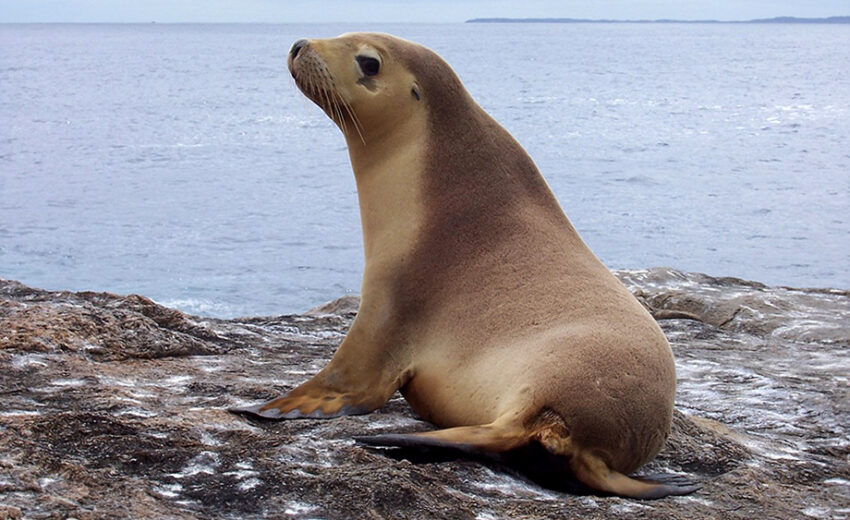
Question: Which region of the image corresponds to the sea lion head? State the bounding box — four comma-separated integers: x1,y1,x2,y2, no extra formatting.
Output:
287,33,467,145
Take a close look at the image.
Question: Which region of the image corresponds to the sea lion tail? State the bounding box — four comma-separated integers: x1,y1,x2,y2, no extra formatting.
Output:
568,450,701,500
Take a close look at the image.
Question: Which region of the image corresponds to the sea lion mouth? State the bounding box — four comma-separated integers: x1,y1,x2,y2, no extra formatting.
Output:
288,39,364,143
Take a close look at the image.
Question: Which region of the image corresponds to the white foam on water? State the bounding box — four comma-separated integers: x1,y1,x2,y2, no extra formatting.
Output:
157,298,235,317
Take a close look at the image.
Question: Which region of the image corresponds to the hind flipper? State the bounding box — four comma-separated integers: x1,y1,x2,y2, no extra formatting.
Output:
568,450,701,499
635,472,703,490
355,423,529,454
357,424,700,499
534,426,701,499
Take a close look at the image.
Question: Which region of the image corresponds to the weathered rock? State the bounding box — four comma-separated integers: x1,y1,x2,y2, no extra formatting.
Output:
0,269,847,519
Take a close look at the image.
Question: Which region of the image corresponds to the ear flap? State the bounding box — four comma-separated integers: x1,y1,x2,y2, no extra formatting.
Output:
411,81,421,101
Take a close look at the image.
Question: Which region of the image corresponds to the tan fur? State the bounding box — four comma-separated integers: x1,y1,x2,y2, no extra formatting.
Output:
231,33,694,499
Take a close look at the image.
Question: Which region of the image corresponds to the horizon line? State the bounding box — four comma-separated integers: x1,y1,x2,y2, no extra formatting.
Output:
467,15,850,24
2,15,850,25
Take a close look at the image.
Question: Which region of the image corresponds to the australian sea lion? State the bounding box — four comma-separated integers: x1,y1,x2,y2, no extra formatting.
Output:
231,33,699,499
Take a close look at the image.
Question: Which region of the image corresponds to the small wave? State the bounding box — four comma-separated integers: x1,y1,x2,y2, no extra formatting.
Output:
612,175,658,186
133,143,209,149
156,297,233,317
774,104,813,112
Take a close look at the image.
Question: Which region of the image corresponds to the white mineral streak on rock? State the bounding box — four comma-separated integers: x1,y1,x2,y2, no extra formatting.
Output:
224,462,263,492
195,357,227,373
802,507,833,518
284,502,317,515
97,376,137,387
10,353,50,368
362,412,423,431
37,477,58,488
199,430,222,447
608,501,651,514
168,451,221,479
0,410,42,417
224,469,259,479
824,478,850,486
161,375,194,386
468,467,560,500
238,478,262,491
681,496,716,507
150,374,195,395
49,378,87,387
276,439,349,469
152,483,183,498
112,396,145,406
113,407,158,418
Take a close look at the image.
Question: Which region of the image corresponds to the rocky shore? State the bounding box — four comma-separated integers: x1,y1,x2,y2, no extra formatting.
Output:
0,269,847,519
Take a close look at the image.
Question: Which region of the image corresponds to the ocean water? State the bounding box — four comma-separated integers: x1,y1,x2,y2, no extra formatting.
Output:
1,23,848,317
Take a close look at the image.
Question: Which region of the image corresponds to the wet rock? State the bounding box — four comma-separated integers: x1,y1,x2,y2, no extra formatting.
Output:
0,269,847,519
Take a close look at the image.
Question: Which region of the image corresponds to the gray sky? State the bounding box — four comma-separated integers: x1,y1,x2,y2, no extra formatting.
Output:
1,0,847,23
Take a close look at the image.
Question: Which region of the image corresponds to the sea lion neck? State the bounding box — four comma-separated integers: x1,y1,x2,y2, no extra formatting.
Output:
344,112,422,175
346,112,427,272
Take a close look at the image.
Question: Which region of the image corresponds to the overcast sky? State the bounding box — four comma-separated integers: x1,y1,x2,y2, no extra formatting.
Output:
1,0,847,23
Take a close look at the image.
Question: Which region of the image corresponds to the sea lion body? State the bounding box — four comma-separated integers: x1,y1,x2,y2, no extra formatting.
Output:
232,33,697,498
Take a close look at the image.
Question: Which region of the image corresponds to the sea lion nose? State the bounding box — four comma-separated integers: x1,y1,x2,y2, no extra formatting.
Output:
290,39,308,60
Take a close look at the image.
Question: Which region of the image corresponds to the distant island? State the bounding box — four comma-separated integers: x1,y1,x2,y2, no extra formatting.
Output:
467,16,850,24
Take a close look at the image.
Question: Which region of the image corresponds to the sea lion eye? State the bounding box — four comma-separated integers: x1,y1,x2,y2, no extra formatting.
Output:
356,56,380,77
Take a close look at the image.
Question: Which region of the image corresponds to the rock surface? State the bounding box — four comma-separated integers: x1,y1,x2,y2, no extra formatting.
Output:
0,269,847,519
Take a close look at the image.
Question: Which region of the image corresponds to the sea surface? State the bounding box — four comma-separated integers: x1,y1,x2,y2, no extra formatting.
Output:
1,23,848,317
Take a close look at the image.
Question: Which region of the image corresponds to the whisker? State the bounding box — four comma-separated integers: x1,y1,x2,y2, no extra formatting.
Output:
340,95,365,145
324,77,343,134
320,83,334,124
293,56,364,142
316,66,342,133
333,91,349,137
331,91,350,137
310,75,333,127
320,68,338,126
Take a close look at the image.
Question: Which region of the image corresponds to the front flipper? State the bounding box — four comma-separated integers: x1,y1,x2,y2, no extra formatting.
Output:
230,319,412,421
229,366,399,420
